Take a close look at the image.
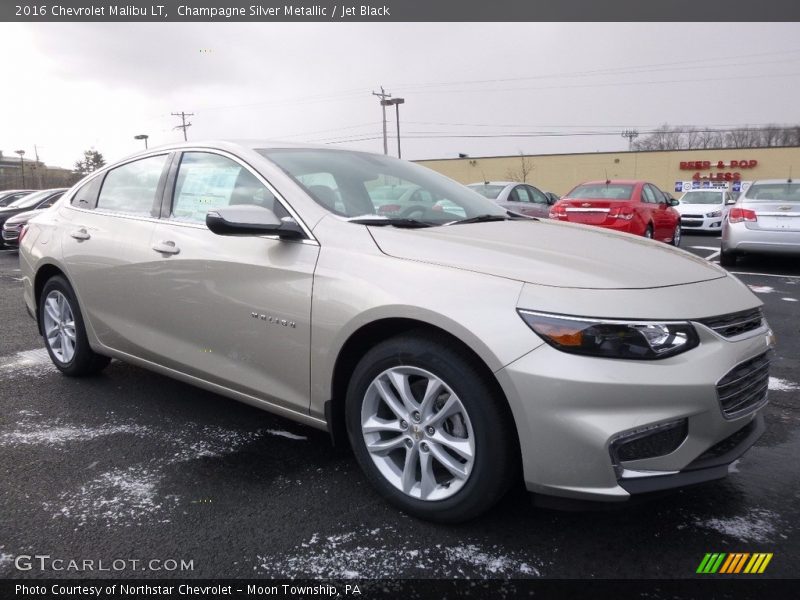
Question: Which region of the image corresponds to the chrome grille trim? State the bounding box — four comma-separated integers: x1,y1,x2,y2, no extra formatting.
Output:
698,308,764,338
715,352,770,419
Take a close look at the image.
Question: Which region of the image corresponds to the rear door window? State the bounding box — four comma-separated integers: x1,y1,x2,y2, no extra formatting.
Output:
97,155,169,217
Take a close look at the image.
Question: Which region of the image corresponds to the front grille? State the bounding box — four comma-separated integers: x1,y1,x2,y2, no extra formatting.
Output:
698,308,764,338
682,214,704,219
716,352,770,418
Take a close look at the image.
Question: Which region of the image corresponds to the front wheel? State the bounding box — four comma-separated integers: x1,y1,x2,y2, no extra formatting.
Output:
644,225,654,239
345,333,518,523
39,276,110,376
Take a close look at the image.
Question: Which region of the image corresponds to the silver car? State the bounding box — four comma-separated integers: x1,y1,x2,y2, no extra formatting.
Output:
20,141,773,522
467,181,554,218
721,179,800,266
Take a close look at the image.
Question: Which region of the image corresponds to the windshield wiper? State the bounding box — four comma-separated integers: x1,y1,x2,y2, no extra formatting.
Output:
346,216,434,228
445,214,511,226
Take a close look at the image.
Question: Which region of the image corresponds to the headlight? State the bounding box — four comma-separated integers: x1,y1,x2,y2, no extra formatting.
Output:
706,210,722,218
518,310,699,360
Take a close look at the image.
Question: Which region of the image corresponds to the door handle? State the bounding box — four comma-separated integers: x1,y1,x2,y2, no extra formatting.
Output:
70,228,90,241
151,240,180,255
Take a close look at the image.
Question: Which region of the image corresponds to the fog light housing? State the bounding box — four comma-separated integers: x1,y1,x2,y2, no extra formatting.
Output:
609,419,688,477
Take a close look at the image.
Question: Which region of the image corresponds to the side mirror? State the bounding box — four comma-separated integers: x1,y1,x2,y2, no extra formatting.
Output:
669,198,680,206
726,198,736,205
206,205,304,239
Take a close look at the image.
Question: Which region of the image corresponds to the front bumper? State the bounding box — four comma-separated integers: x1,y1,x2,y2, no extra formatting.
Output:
680,214,723,231
2,226,21,246
496,320,773,501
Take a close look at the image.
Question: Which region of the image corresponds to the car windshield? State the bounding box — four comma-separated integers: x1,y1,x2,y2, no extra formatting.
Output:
680,191,723,204
744,182,800,202
7,190,51,209
258,148,507,224
567,183,634,200
467,184,506,199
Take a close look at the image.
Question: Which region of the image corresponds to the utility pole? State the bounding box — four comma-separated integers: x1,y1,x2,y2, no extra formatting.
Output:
381,97,405,158
372,87,391,155
621,129,639,151
14,150,25,187
171,111,194,141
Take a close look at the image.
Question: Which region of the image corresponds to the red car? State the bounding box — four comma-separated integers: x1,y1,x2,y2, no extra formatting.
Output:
550,180,682,246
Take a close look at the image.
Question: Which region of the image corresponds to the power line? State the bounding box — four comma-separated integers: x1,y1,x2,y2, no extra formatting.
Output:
171,111,194,141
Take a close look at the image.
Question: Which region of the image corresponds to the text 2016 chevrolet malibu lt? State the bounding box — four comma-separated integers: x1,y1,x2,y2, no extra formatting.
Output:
19,141,774,522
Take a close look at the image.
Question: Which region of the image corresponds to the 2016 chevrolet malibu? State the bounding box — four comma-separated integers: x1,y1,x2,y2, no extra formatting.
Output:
19,141,774,522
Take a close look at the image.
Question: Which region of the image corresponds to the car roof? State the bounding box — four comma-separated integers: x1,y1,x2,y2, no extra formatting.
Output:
748,179,797,184
579,179,645,185
467,181,517,186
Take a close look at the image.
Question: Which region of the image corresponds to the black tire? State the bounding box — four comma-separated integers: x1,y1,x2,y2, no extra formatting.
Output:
719,250,738,267
670,224,682,247
39,275,110,377
644,225,654,239
345,331,518,523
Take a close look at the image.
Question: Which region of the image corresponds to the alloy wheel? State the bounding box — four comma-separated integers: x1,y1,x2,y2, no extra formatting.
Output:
360,366,475,501
43,290,76,363
673,225,681,246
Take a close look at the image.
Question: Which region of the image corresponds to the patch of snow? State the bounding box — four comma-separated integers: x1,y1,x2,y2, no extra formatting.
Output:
747,285,774,294
266,429,307,441
769,377,799,392
0,422,150,447
0,348,55,378
256,526,540,578
43,466,179,528
694,508,779,543
781,297,798,302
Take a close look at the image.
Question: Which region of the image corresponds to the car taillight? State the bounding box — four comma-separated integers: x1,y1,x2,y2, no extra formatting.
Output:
549,204,567,219
609,206,634,220
728,208,757,223
18,224,29,244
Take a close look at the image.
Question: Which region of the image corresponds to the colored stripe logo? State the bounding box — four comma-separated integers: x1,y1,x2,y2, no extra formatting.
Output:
696,553,773,574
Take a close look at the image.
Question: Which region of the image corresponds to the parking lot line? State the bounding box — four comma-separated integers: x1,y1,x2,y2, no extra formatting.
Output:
690,246,720,251
730,271,800,280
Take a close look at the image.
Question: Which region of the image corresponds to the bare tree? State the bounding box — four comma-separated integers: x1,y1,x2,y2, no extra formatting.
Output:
632,123,800,150
505,152,535,182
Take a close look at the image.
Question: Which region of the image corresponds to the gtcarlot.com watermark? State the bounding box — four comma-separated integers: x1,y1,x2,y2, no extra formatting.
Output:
14,554,194,572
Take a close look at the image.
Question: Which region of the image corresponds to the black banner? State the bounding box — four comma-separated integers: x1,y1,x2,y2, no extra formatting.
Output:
3,0,800,22
2,579,800,600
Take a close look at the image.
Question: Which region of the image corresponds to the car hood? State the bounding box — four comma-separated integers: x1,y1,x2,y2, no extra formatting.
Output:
368,219,727,289
4,208,44,225
676,203,724,214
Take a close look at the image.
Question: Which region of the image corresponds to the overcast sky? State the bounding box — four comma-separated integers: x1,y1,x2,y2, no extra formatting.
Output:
1,22,799,169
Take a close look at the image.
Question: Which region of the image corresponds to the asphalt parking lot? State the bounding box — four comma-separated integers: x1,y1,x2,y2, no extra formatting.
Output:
0,233,798,580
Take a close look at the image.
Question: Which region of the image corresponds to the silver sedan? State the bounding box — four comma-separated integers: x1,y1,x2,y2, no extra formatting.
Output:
19,141,772,522
721,179,800,266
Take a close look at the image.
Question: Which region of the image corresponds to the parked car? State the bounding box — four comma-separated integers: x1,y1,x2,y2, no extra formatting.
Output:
676,189,735,232
0,189,35,208
2,208,47,248
20,141,771,522
721,179,800,266
467,181,553,218
0,188,66,246
550,180,682,245
544,191,560,205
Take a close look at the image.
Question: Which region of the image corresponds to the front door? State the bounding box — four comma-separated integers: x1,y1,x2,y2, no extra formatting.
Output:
142,151,319,412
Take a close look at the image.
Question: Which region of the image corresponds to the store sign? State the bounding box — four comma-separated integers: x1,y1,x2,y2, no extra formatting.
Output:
679,159,759,182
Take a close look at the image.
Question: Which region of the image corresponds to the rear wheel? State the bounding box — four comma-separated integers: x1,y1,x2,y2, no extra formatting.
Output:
39,276,110,376
670,224,682,247
720,250,738,267
345,332,518,523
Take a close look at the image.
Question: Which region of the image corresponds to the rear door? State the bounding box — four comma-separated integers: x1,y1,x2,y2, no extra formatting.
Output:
61,153,172,354
144,150,319,412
